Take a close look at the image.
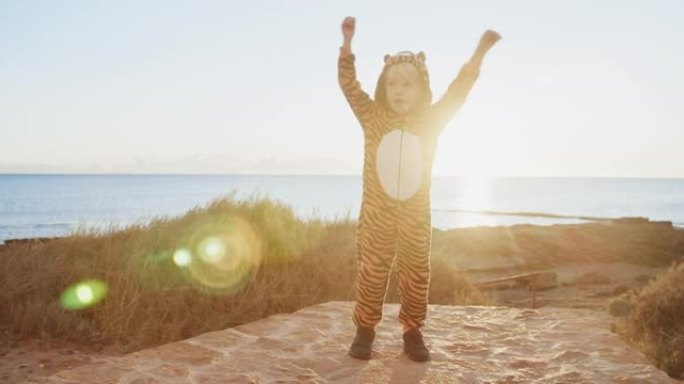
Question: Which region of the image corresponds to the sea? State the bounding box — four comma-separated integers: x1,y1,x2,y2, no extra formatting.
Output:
1,174,683,244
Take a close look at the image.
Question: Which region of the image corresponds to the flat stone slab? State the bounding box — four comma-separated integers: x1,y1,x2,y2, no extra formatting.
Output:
35,301,676,383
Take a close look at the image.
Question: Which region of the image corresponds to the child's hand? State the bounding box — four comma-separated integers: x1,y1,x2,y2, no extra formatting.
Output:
341,16,356,41
468,29,501,67
478,30,501,52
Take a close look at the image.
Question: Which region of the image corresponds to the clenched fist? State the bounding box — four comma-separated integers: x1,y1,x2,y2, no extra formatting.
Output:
479,30,502,51
341,16,356,41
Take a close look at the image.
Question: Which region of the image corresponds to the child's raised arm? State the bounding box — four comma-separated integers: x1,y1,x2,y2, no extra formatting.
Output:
431,30,501,131
340,16,355,57
338,16,376,127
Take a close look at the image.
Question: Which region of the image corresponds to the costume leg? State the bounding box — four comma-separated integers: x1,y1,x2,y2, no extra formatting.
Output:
396,209,432,331
352,205,399,329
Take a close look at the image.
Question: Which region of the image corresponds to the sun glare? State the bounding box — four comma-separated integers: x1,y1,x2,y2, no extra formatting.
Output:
60,279,109,310
198,236,226,264
444,176,496,228
172,215,262,294
173,248,193,267
461,176,492,211
76,284,94,303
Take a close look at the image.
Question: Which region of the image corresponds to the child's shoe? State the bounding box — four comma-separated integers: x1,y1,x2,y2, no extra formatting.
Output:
348,326,375,360
403,328,430,362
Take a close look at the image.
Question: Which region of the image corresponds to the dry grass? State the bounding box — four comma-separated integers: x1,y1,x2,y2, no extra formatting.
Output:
0,194,488,353
618,263,684,379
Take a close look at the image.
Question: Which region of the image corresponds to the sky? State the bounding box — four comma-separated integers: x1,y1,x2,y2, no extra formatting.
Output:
1,0,683,177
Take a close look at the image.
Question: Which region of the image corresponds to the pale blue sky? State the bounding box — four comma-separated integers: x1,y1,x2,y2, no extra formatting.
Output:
1,0,682,177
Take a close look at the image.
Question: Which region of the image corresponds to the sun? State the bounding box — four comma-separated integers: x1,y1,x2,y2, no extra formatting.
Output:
440,175,496,228
460,176,493,212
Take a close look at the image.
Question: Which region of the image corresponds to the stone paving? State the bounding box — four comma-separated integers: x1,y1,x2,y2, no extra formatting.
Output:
33,301,678,383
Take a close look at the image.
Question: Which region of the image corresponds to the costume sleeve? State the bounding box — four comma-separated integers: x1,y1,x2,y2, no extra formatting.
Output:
430,62,480,133
338,51,377,128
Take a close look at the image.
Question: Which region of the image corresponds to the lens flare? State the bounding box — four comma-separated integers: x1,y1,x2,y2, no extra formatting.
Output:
198,236,226,264
60,279,108,310
174,215,262,294
173,248,193,267
76,285,94,303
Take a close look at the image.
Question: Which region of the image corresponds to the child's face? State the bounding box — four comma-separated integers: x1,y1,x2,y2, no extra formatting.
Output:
385,63,422,115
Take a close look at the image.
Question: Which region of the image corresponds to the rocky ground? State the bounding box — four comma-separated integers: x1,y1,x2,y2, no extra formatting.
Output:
3,218,682,383
24,302,681,383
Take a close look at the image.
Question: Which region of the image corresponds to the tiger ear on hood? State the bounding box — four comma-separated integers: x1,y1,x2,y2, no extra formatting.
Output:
384,54,391,64
417,51,426,63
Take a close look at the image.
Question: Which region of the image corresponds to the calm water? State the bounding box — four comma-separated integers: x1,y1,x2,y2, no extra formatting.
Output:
1,174,683,244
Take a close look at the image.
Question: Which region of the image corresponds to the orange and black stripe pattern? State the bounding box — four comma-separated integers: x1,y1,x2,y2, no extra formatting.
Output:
339,51,479,331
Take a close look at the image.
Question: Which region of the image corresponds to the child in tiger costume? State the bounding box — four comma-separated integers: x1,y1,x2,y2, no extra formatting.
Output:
338,16,500,361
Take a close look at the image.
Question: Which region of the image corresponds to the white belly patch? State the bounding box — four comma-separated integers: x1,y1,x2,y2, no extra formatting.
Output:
375,129,423,201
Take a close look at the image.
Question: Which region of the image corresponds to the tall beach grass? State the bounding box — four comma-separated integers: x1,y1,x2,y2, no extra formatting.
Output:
0,194,486,352
617,263,684,379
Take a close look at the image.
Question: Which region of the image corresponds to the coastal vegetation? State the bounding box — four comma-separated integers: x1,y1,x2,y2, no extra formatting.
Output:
0,195,484,352
1,194,682,378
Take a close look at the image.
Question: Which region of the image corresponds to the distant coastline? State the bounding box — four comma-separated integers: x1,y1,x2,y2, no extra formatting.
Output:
2,174,683,243
435,208,613,221
2,172,684,179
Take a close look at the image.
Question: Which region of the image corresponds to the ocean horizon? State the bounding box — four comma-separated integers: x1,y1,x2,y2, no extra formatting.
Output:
1,174,683,244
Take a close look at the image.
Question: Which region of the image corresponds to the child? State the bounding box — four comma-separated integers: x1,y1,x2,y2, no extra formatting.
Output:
338,16,500,362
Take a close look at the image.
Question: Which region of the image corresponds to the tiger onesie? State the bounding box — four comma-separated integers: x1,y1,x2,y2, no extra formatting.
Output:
338,49,480,332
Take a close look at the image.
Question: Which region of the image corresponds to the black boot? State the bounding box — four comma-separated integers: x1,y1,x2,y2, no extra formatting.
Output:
348,326,375,360
403,328,430,362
